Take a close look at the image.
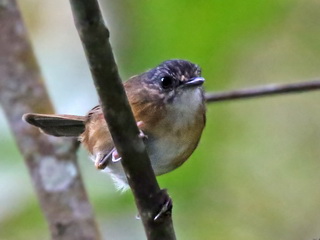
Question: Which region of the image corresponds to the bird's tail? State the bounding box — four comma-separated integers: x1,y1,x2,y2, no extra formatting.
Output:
22,113,86,137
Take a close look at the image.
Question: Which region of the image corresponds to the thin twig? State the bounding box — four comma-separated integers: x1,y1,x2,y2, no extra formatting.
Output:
205,80,320,103
0,1,101,239
69,0,176,239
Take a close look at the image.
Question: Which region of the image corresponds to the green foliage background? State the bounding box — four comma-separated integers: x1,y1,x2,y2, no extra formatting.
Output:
1,0,320,239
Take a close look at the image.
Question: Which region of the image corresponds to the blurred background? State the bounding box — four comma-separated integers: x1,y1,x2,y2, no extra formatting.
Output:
1,0,320,239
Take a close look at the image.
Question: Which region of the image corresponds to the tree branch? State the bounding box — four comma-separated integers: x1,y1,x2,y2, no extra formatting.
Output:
205,80,320,103
0,1,101,239
69,0,176,239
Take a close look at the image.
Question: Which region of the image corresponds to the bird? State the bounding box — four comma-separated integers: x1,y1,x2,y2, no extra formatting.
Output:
23,59,206,191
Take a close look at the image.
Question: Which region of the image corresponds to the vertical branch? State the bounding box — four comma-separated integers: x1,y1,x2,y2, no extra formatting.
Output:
0,1,101,239
69,0,176,239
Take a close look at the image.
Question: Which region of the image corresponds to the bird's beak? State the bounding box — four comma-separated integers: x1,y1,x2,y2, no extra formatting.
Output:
184,77,205,87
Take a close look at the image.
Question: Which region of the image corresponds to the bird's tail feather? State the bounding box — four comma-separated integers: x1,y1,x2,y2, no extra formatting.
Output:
23,113,86,137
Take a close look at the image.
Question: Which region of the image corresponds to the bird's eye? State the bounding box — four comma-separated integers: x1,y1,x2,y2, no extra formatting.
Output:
160,76,174,89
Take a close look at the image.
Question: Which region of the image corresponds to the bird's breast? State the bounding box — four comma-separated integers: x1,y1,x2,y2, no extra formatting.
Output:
145,101,205,175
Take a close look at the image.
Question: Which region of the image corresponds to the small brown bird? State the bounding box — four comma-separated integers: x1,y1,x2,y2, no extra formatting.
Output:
23,60,206,190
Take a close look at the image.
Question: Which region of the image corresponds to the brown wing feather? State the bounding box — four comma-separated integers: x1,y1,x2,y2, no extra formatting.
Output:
124,76,166,126
80,107,114,157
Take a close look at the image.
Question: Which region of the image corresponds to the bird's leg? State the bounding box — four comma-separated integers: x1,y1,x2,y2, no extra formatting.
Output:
112,149,121,163
137,121,148,140
95,149,115,169
112,121,147,162
97,121,147,166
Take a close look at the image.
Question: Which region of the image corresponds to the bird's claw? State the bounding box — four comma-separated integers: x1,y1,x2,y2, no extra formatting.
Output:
95,152,111,169
112,150,121,162
95,147,121,169
138,130,148,140
153,190,173,221
137,121,148,140
95,121,146,169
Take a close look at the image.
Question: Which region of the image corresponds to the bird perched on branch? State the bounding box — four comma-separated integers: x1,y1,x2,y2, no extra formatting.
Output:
23,59,206,190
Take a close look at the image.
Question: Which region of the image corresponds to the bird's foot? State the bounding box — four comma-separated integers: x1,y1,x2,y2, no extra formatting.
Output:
95,151,111,169
95,148,121,169
112,149,121,163
154,189,173,221
137,121,148,140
